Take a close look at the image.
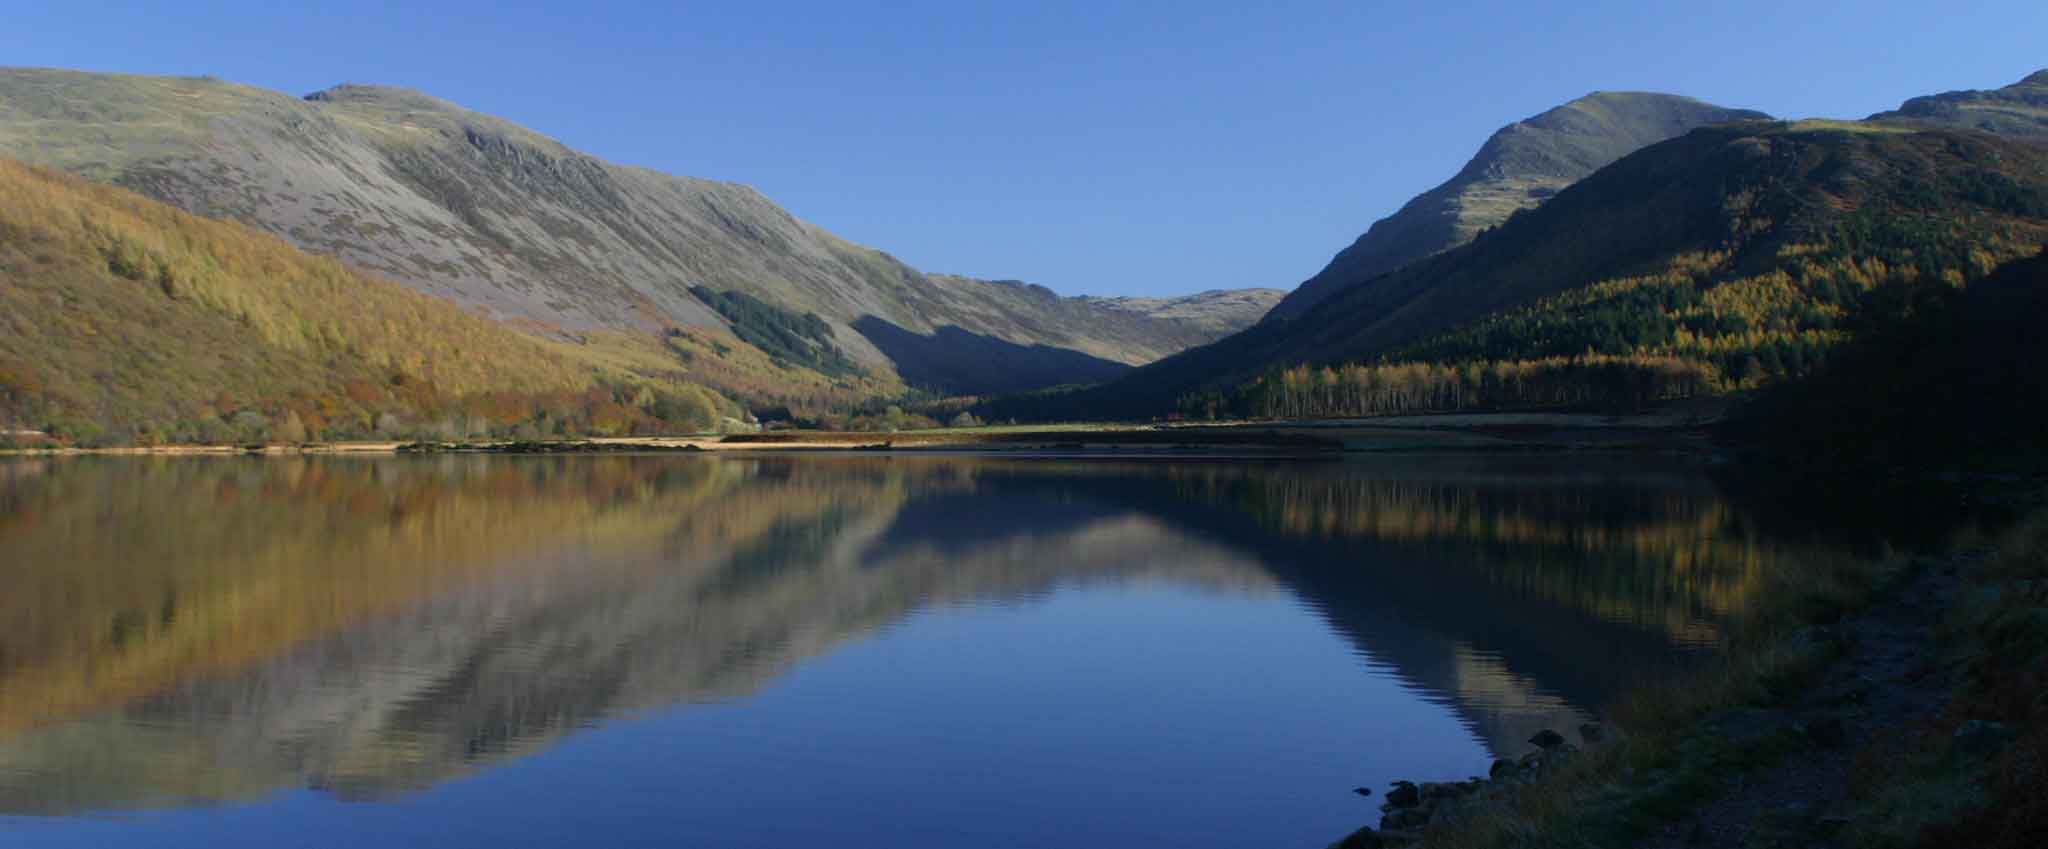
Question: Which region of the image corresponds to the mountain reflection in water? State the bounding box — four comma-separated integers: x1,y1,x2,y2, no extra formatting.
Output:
0,454,1810,841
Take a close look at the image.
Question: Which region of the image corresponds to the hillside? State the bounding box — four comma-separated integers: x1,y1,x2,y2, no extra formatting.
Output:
0,159,746,444
1869,69,2048,138
1003,120,2048,421
1263,92,1770,322
0,68,1271,400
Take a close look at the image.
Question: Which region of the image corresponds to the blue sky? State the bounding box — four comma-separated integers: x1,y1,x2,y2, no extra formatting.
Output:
6,1,2044,297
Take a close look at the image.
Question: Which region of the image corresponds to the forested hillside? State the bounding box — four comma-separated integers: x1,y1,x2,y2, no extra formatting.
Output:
0,159,744,445
1726,246,2048,476
995,121,2048,422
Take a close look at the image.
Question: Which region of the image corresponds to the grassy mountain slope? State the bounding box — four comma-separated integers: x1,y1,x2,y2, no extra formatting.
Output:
1869,70,2048,138
1263,92,1770,322
0,68,1272,398
0,159,747,444
1010,121,2048,420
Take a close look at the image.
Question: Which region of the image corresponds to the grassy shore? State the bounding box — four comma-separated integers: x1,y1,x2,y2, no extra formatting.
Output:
1338,504,2048,849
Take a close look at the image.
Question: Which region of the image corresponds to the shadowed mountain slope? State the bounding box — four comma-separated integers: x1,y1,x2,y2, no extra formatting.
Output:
1264,92,1770,322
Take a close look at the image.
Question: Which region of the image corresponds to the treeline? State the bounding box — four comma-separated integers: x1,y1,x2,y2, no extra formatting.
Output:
1389,212,2042,391
1177,355,1717,420
1179,213,2047,422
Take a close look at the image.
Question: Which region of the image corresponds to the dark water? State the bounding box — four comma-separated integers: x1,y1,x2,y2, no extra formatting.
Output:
0,454,1839,847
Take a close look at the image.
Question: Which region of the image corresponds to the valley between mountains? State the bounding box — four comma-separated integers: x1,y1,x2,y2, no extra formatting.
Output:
1,67,2045,447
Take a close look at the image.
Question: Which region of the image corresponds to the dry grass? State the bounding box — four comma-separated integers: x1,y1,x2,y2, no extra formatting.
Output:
0,157,740,436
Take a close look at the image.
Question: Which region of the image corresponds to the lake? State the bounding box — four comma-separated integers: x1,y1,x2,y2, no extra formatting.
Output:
0,453,1832,847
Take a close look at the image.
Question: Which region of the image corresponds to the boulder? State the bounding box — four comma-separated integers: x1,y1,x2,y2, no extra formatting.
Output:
1385,781,1421,808
1529,729,1567,750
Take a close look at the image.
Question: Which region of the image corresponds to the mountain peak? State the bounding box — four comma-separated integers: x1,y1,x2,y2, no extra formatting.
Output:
2020,69,2048,88
304,82,455,110
1261,90,1767,322
301,82,576,156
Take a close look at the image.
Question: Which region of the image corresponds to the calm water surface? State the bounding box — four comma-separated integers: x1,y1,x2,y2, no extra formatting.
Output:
0,454,1840,847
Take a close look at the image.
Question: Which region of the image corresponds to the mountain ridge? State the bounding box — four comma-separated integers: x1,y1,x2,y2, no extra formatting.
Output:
0,67,1276,401
991,117,2048,421
1867,69,2048,138
1263,91,1771,322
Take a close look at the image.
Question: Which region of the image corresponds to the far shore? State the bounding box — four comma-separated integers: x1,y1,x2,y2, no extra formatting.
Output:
0,409,1723,458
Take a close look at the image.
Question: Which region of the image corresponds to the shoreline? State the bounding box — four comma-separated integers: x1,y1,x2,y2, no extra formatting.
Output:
1333,516,2045,849
0,414,1720,458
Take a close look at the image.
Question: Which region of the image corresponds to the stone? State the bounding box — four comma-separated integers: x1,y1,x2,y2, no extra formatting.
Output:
1490,758,1519,779
1529,729,1567,750
1352,786,1373,797
1385,781,1420,808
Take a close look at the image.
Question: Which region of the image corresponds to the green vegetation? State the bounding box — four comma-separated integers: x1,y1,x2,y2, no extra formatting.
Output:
689,286,862,378
0,158,743,445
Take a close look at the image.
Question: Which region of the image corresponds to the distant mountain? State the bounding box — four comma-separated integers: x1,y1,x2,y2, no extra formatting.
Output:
1868,69,2048,137
1264,92,1771,322
1075,288,1286,335
837,277,1277,394
0,68,1271,400
1002,118,2048,420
